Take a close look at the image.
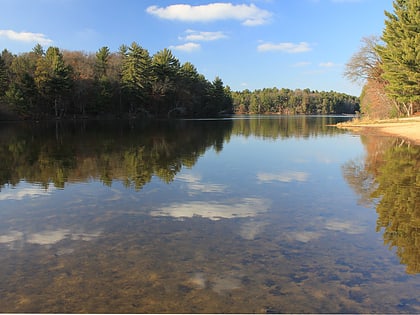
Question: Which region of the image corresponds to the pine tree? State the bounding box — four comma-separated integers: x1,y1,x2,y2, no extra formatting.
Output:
120,42,151,115
376,0,420,116
35,47,73,117
0,55,8,97
95,46,110,79
151,48,180,116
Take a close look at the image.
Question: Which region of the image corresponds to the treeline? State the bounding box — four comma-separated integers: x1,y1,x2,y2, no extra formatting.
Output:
231,88,359,115
0,43,233,119
344,0,419,118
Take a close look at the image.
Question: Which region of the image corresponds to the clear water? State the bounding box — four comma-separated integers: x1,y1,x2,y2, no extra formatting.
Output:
0,116,419,313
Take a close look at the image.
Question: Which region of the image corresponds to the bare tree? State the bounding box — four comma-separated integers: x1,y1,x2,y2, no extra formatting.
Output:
344,36,383,84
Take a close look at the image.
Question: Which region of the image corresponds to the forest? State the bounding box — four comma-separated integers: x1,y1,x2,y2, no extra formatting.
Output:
1,0,418,120
0,43,233,120
0,42,359,120
231,88,359,115
345,0,419,118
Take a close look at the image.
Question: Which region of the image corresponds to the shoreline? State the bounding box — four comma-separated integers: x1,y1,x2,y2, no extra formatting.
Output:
336,117,420,145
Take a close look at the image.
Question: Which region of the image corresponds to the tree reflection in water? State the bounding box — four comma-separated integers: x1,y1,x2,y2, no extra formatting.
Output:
0,120,233,190
343,136,420,273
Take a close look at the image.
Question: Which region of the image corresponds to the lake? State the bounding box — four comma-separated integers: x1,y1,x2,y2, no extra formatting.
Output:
0,116,419,313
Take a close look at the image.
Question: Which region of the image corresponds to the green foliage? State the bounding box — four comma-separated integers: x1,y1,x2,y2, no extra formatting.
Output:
376,0,420,115
95,46,110,80
1,43,235,119
35,47,73,117
121,42,151,114
231,88,359,114
0,55,8,96
2,40,358,119
150,48,180,116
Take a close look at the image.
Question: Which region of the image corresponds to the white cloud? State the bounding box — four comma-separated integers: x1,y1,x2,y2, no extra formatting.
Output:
257,171,309,183
169,42,201,52
180,29,228,41
150,197,270,220
0,29,53,45
146,3,272,26
319,61,336,67
257,42,312,53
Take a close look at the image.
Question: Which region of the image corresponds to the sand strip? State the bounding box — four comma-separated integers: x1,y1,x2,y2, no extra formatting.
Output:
337,117,420,145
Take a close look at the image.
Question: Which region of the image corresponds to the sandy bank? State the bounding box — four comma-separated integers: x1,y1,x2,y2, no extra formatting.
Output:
337,117,420,145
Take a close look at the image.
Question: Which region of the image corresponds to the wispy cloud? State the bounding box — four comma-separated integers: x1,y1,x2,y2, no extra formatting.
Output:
180,29,228,42
324,219,367,234
151,197,270,220
257,42,312,53
169,42,201,52
0,229,102,247
0,29,53,45
285,231,322,243
146,3,272,26
0,185,55,201
319,61,337,67
257,171,309,183
176,173,227,194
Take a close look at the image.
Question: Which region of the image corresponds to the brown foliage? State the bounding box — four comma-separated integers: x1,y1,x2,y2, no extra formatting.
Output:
360,79,394,119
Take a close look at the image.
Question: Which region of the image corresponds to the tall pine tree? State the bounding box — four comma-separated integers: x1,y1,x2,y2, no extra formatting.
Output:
35,47,73,117
120,42,151,115
376,0,420,116
0,55,8,97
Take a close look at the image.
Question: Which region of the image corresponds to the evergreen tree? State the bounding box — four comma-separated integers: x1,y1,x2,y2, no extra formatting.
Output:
0,55,8,97
209,76,232,115
35,47,73,117
32,43,45,57
4,53,39,116
150,48,180,116
376,0,420,116
95,46,110,79
120,42,151,115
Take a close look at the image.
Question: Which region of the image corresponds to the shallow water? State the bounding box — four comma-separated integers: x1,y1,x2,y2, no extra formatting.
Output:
0,116,419,313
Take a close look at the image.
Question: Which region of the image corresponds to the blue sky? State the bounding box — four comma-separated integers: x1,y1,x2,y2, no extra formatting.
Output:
0,0,393,96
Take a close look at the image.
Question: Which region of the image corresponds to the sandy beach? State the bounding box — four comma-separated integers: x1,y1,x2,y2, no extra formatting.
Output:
337,117,420,145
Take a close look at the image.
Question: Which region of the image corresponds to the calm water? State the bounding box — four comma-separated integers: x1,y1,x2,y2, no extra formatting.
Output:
0,116,419,313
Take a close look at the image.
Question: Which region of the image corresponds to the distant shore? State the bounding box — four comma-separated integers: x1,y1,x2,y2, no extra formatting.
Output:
337,116,420,145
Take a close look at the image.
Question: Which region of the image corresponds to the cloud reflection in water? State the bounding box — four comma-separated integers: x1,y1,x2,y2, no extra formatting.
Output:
0,183,56,201
151,197,270,221
0,229,102,247
257,171,309,183
176,173,227,195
